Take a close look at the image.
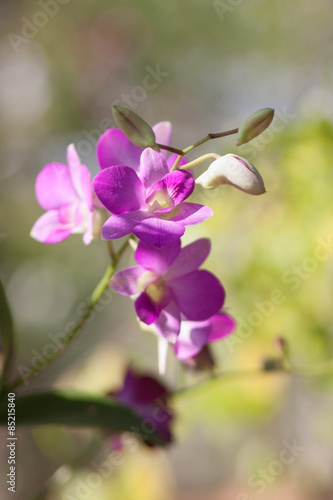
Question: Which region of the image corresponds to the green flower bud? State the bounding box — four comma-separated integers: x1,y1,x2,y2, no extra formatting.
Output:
237,108,274,146
195,154,266,195
112,106,159,151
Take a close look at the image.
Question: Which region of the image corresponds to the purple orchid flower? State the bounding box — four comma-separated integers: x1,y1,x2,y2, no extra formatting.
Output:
172,312,236,361
93,148,212,247
30,145,95,244
97,121,186,172
111,238,225,338
110,367,173,445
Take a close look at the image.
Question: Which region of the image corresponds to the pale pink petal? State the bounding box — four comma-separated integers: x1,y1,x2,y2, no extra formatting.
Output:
173,321,211,360
35,163,78,210
111,266,146,295
154,301,181,342
153,121,172,159
138,148,169,190
30,210,72,244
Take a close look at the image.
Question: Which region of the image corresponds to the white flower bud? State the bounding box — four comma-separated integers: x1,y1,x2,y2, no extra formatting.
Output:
195,154,266,195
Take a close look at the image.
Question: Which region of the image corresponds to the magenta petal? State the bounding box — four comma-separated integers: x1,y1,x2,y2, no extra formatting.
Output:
154,301,181,342
149,170,194,206
208,313,236,341
169,270,225,321
135,239,181,274
170,202,213,225
173,321,211,360
30,210,72,244
165,238,211,280
111,266,146,296
102,210,146,240
93,166,146,214
167,154,188,171
133,216,185,248
97,129,142,170
135,293,161,324
35,163,78,210
153,122,172,158
138,148,169,190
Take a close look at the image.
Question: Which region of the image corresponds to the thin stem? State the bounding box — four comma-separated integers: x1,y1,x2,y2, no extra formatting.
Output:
7,238,131,391
155,143,183,155
179,153,220,171
103,210,116,260
182,128,239,155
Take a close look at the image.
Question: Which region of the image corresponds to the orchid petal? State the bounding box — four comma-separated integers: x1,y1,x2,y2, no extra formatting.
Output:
153,121,172,158
173,321,211,360
169,270,225,321
102,210,147,240
154,301,181,342
35,163,78,210
170,202,213,225
67,145,93,209
133,216,185,248
93,166,146,214
148,170,194,206
165,238,211,279
208,313,236,341
97,129,142,170
30,210,73,244
111,266,146,296
135,239,181,274
135,293,161,324
138,148,169,190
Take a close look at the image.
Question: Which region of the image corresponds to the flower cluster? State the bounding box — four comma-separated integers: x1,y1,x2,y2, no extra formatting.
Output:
30,107,272,445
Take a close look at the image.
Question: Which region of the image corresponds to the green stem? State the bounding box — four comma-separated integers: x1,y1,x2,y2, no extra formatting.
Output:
6,238,130,392
179,153,220,171
155,143,183,155
182,128,239,155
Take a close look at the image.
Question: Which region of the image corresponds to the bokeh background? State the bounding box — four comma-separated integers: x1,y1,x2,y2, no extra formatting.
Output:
1,0,333,498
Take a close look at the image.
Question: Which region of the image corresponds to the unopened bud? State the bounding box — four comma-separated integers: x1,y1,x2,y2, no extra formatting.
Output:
112,106,159,150
195,154,266,195
237,108,274,146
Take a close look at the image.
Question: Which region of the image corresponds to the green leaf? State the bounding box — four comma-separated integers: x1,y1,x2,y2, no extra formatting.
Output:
0,389,165,445
0,279,15,393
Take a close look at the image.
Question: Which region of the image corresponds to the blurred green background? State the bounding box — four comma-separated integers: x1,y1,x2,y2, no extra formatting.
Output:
1,0,333,499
